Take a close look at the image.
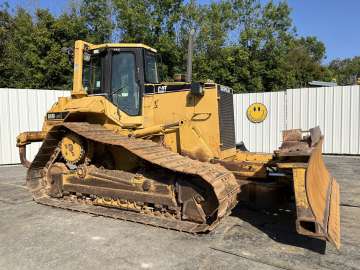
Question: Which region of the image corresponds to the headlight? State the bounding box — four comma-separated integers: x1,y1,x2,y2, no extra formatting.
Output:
46,112,69,120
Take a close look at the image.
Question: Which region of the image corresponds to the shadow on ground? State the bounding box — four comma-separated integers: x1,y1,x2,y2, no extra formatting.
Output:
230,203,326,254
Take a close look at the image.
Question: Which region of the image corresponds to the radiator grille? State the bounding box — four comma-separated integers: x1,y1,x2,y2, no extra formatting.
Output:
218,85,236,150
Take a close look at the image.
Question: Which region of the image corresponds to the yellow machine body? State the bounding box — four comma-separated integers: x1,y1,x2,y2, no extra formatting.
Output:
17,40,340,249
39,84,234,161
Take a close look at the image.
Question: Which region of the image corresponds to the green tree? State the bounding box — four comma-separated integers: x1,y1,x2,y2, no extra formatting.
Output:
221,1,331,92
80,0,113,43
0,6,92,89
232,0,295,92
0,2,13,87
0,0,347,91
1,8,35,88
190,1,235,84
329,57,360,85
284,37,331,88
113,0,184,79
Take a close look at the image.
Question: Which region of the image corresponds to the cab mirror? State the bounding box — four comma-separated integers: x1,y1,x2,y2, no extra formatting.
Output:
190,82,204,97
83,52,91,62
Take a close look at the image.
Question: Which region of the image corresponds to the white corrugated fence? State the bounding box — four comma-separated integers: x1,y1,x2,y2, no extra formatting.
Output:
234,85,360,154
234,91,286,153
0,86,359,165
0,88,70,165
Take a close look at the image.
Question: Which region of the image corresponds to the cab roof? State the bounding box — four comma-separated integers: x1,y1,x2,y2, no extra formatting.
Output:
89,43,157,53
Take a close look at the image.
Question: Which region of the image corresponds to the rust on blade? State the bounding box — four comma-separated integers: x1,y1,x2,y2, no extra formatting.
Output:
282,129,302,141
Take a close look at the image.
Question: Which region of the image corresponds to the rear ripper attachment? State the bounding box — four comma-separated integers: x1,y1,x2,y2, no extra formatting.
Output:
275,127,340,249
26,122,239,233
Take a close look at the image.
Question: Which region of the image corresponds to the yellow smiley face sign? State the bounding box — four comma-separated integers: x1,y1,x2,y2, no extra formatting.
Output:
246,103,268,123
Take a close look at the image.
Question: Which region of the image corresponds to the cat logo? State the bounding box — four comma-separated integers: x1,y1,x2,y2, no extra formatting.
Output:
246,103,268,123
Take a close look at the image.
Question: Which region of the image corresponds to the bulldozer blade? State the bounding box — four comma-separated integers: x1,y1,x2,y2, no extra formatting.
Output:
292,138,340,249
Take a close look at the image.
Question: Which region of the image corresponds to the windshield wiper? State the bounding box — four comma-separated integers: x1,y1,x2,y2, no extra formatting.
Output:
112,86,125,95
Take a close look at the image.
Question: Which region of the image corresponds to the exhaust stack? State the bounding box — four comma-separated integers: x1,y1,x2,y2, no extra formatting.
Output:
186,29,195,82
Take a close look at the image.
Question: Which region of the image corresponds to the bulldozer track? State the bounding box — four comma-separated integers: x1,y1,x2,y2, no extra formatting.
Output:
27,122,239,233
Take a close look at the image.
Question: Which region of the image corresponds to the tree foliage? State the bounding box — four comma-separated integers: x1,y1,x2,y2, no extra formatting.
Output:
113,0,184,79
329,57,360,85
0,0,356,92
80,0,113,43
0,4,91,89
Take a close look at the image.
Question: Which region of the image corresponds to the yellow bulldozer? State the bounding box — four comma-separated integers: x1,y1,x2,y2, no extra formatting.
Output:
16,40,340,249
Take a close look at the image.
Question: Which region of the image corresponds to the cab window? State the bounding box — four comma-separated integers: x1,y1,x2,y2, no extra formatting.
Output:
144,51,159,84
83,54,102,94
111,52,140,116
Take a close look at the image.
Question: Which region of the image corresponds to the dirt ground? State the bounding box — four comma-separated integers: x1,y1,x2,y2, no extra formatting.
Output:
0,156,359,270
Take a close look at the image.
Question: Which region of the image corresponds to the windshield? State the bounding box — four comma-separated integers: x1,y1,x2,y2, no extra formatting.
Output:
145,51,159,83
83,54,102,94
111,52,140,115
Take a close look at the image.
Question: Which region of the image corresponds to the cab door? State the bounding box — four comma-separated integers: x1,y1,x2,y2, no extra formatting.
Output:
110,48,144,116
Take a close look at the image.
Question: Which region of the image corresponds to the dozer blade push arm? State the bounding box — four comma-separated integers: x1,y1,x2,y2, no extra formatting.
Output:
16,131,46,168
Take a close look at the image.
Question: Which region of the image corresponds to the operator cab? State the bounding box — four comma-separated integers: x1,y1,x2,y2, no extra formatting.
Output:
82,44,159,116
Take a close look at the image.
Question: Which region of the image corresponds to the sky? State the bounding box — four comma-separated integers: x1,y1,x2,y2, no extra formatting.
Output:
279,0,360,63
1,0,359,63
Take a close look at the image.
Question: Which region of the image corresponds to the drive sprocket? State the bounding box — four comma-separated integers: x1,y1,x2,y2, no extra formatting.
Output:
60,133,85,164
